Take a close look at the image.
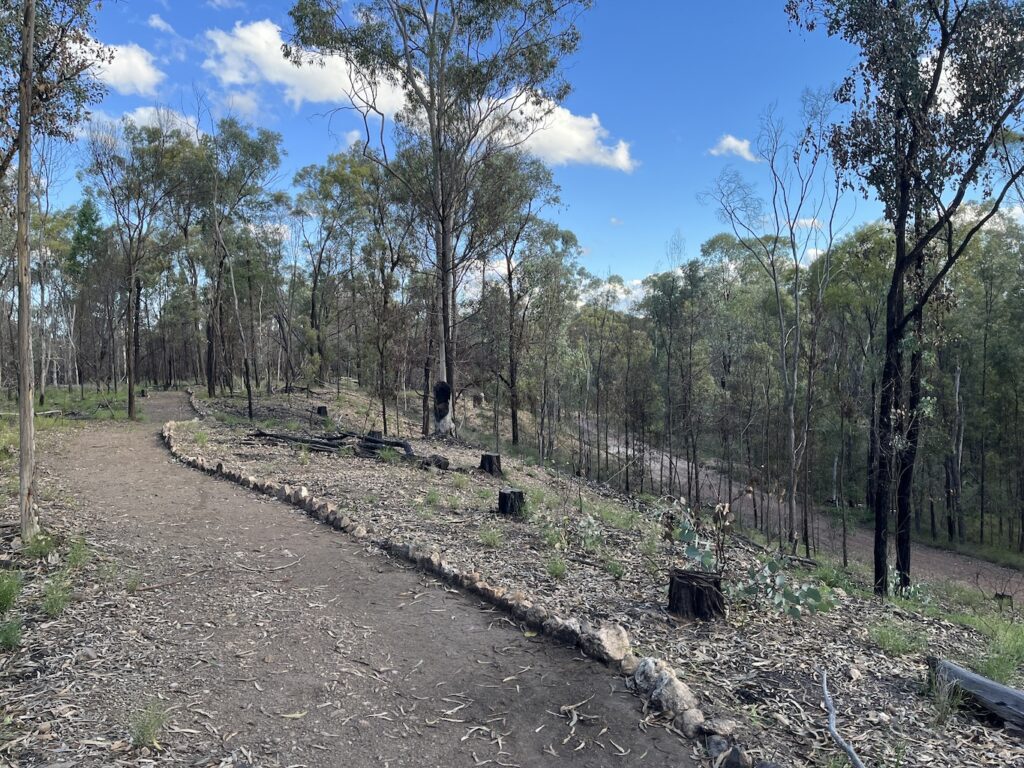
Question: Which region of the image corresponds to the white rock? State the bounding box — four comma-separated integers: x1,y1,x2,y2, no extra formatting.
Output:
680,707,704,738
650,671,698,714
633,657,671,693
580,623,630,663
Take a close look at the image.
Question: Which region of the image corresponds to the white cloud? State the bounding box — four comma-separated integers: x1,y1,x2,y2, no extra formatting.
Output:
794,217,821,229
123,106,200,137
147,14,175,35
343,129,363,148
610,216,623,226
709,134,759,163
523,104,635,172
203,20,405,114
224,90,260,119
93,42,166,97
208,0,245,8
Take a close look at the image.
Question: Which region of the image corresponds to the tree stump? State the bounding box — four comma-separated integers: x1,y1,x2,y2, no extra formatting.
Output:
667,568,726,621
498,488,526,520
479,453,503,477
316,405,328,418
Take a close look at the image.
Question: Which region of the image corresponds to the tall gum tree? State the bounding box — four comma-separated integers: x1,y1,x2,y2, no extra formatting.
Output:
285,0,592,433
788,0,1024,594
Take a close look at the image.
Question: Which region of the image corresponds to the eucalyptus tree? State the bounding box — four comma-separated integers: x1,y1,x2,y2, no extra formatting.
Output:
705,94,842,552
789,0,1024,593
84,114,192,418
286,0,593,433
204,118,283,418
292,149,370,384
7,0,104,540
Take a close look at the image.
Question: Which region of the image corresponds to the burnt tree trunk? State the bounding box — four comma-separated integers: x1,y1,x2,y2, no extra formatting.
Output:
498,488,526,520
667,569,725,621
479,453,503,477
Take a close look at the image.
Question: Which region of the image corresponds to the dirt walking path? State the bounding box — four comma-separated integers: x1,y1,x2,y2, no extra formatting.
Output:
42,392,693,767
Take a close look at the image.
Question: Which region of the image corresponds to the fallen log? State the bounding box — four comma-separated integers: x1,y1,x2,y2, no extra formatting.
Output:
252,429,340,453
928,656,1024,733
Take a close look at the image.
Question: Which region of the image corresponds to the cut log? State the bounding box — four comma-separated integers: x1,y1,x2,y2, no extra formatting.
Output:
315,405,328,418
479,453,503,477
498,488,527,520
928,657,1024,733
667,568,726,621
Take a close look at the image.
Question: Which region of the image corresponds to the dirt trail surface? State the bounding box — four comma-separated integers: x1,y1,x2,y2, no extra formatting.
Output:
41,391,693,767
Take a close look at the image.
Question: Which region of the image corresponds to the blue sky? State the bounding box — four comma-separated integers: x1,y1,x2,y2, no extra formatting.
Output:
85,1,878,282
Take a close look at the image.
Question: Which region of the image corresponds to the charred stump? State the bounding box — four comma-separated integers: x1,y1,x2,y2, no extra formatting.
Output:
498,488,526,520
315,405,329,418
479,453,503,477
667,568,725,621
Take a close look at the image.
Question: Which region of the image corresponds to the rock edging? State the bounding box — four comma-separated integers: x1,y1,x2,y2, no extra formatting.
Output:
159,418,766,767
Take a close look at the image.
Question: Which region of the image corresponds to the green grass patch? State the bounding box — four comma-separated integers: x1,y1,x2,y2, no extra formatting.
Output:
0,618,21,650
378,446,401,464
425,489,441,508
954,614,1024,685
546,557,567,580
24,533,57,561
869,621,927,656
452,474,468,491
603,558,625,580
479,526,503,548
0,572,22,614
41,574,72,618
129,701,169,749
66,537,91,570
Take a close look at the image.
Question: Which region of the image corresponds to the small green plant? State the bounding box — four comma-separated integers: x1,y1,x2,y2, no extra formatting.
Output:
297,444,310,466
869,621,926,656
578,514,603,554
603,558,625,580
194,430,209,447
130,701,169,749
479,526,503,548
378,446,401,464
0,572,21,614
42,575,72,618
24,533,57,561
546,557,568,580
66,537,91,570
425,489,441,508
125,573,142,594
452,474,468,490
930,676,963,725
731,558,833,618
0,618,21,650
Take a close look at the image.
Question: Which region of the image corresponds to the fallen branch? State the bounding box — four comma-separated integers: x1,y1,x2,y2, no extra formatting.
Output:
820,669,867,768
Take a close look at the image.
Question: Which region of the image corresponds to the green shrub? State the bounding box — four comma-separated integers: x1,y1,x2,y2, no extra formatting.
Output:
378,446,400,464
425,489,441,508
66,537,91,570
24,533,57,560
604,558,625,580
194,431,208,447
0,618,21,650
42,575,72,618
546,557,567,580
452,474,468,490
479,526,503,548
0,572,21,614
130,701,168,748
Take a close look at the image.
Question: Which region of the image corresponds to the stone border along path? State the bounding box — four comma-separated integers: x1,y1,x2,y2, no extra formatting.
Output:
173,391,771,768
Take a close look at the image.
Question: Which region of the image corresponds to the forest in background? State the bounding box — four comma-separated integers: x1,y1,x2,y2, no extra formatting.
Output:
3,0,1024,596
